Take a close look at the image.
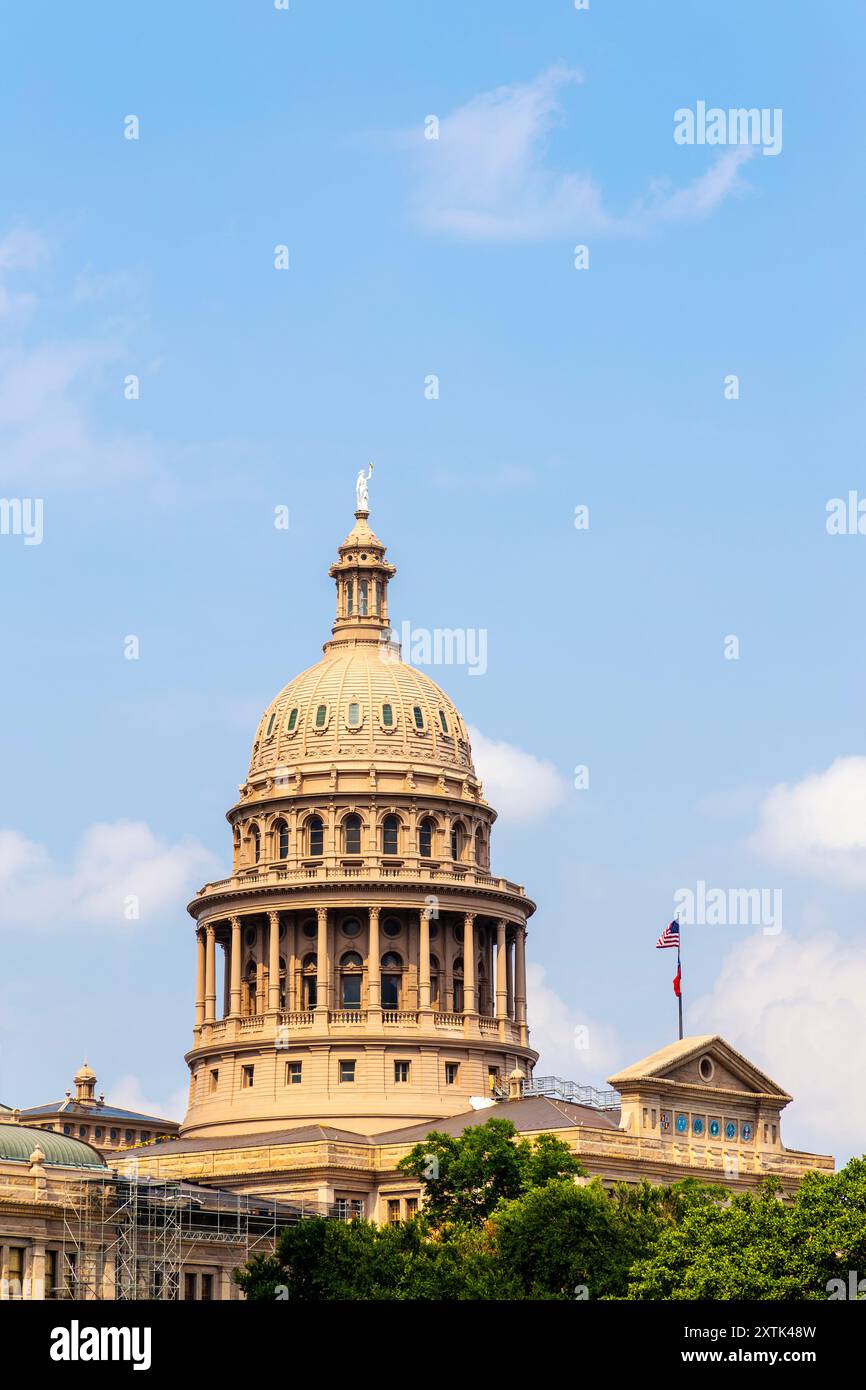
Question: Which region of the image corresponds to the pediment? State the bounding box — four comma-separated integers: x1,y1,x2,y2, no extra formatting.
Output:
608,1035,791,1103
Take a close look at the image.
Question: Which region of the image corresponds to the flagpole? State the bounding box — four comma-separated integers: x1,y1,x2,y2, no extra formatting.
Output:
677,923,683,1040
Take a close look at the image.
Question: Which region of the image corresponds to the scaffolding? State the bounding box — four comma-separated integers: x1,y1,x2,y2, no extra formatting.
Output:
521,1075,621,1111
59,1169,332,1301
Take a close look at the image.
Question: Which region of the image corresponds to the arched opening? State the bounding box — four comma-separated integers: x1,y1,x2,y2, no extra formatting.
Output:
249,824,261,864
452,957,464,1013
279,956,287,1010
301,953,317,1011
474,826,486,868
307,816,324,857
339,951,363,1009
430,953,440,1009
343,814,362,856
274,819,289,860
418,817,436,858
245,961,258,1016
382,815,400,856
381,951,403,1010
451,821,465,862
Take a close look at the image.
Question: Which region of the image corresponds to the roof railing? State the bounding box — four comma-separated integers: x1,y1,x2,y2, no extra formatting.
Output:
521,1075,620,1111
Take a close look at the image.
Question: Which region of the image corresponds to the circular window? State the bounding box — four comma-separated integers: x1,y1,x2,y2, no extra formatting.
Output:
382,918,401,938
302,920,317,939
342,918,361,938
698,1055,715,1082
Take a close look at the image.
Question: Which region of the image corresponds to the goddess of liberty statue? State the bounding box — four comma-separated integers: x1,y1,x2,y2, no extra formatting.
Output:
355,462,373,512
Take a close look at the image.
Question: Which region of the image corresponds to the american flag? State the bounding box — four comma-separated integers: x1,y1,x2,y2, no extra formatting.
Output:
656,919,680,949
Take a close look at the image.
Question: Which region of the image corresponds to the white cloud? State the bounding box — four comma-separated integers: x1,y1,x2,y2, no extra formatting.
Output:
526,961,620,1083
469,726,567,822
0,821,218,928
0,228,49,320
690,932,866,1162
107,1073,188,1124
751,756,866,885
406,67,753,241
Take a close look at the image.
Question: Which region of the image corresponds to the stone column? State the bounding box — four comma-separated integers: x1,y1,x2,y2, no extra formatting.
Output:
30,1244,46,1301
367,906,381,1018
496,920,508,1021
222,942,231,1018
515,924,527,1043
506,931,515,1020
204,924,216,1023
230,916,242,1016
194,930,206,1029
268,911,280,1013
316,907,329,1016
419,908,432,1011
463,913,476,1015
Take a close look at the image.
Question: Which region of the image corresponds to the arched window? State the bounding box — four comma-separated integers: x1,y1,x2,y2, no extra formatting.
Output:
359,580,369,616
452,956,464,1013
382,703,394,728
438,709,448,734
286,707,299,733
381,952,403,1010
418,817,435,858
250,824,261,864
266,713,276,738
430,954,440,1008
347,702,361,727
413,706,424,731
301,953,317,1010
474,826,486,868
274,820,289,859
382,815,400,856
374,580,382,613
451,821,465,862
314,704,327,729
308,816,324,857
344,814,362,855
340,951,363,1008
346,580,354,615
246,961,258,1016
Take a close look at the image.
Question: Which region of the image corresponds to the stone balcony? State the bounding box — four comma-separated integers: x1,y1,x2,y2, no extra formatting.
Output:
193,859,531,908
195,1009,527,1049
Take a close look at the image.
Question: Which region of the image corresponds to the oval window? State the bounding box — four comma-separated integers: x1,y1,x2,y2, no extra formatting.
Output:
413,706,424,730
315,704,327,728
438,710,448,733
266,713,276,737
347,702,360,726
287,707,298,732
382,703,394,727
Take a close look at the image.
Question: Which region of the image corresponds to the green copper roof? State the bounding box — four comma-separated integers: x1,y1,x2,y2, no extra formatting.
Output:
0,1123,107,1169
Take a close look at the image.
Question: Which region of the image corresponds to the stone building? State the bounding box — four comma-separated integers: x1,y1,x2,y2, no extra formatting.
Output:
5,1062,178,1157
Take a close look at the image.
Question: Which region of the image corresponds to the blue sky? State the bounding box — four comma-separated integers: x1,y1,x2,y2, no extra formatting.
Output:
1,1,865,1159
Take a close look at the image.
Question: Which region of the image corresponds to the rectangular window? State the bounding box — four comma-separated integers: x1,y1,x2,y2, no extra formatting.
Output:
335,1197,350,1221
341,975,362,1008
405,1198,418,1220
286,1062,302,1085
339,1060,356,1084
242,1065,254,1088
184,1272,198,1301
7,1247,24,1299
45,1250,58,1300
387,1199,401,1224
209,1069,219,1093
351,1199,365,1219
201,1273,214,1301
445,1062,459,1086
394,1061,410,1083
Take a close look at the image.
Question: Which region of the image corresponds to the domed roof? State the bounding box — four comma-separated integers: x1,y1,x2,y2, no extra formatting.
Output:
246,497,479,788
74,1060,96,1083
248,644,475,782
0,1123,107,1169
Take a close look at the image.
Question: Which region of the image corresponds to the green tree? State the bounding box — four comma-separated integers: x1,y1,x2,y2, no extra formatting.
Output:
396,1117,584,1227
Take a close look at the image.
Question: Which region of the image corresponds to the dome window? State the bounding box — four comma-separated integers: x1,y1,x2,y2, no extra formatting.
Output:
308,816,324,857
342,916,361,938
382,917,402,938
438,710,448,734
382,703,394,728
343,814,362,855
286,707,299,733
250,824,261,863
265,713,276,738
274,820,289,859
359,580,369,616
451,822,465,862
346,580,354,615
412,706,425,731
314,704,328,729
382,815,400,856
347,702,361,727
418,817,435,858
